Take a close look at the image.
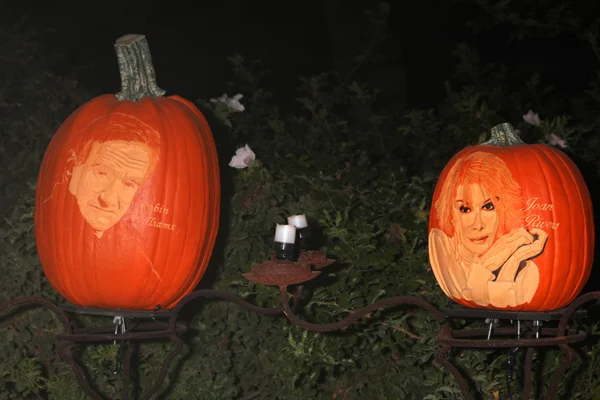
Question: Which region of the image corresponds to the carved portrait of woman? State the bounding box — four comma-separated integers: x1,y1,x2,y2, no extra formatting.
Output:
429,151,549,308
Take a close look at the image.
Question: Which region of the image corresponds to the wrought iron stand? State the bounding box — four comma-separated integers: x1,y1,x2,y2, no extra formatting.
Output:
1,251,598,399
437,300,591,400
0,291,282,400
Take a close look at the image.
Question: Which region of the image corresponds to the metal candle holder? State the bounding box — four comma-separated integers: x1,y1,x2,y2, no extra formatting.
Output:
0,250,597,400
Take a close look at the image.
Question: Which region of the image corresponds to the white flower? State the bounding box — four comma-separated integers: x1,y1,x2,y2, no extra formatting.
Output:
548,133,568,149
210,93,245,112
522,110,540,126
229,144,256,169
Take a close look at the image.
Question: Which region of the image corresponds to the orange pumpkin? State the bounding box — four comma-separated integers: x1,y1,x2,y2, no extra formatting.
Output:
428,123,594,311
34,34,220,310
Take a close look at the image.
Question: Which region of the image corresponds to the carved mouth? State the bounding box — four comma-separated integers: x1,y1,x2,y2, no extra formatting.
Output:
469,236,489,245
89,204,117,214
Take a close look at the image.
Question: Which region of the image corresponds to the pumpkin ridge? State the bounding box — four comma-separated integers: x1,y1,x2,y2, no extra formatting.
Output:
42,122,68,303
127,100,160,306
155,100,190,306
67,177,86,306
160,99,182,307
139,99,173,307
169,102,211,303
57,130,85,306
46,109,76,304
540,147,572,311
165,96,220,305
509,147,542,311
156,100,176,306
97,108,134,308
36,150,59,299
96,108,125,308
45,154,70,303
167,99,202,305
140,99,193,307
177,113,205,300
546,146,586,310
551,148,593,307
501,146,537,311
526,146,562,310
531,145,586,310
550,148,585,309
171,206,215,305
74,196,88,305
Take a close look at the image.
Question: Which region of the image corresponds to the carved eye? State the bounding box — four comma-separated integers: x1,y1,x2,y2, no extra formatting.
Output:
482,202,495,211
122,180,139,190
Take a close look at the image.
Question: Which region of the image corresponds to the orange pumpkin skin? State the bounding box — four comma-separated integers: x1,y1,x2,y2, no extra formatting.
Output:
428,124,594,311
35,63,220,309
35,94,219,310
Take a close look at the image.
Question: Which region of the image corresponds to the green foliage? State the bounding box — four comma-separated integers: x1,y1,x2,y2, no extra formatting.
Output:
2,3,600,400
0,18,84,400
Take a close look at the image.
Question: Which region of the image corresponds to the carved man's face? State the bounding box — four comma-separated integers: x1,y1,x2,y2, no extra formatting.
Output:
69,140,151,237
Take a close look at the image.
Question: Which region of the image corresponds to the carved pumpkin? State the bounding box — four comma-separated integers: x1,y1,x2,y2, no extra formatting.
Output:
34,34,220,310
428,123,594,311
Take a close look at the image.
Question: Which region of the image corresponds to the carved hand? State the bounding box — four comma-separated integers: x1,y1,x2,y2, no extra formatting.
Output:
478,227,534,271
496,228,549,282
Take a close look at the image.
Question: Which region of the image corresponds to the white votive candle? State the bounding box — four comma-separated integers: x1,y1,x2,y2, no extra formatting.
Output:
274,224,296,244
287,214,308,229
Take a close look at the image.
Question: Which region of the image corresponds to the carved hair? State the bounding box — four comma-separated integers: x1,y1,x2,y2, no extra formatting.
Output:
435,151,525,237
62,113,161,184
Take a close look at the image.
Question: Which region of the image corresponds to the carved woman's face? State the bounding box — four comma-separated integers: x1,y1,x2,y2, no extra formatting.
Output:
69,140,151,237
453,183,499,255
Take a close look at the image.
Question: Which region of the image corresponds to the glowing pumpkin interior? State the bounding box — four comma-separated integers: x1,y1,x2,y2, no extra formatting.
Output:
428,123,594,311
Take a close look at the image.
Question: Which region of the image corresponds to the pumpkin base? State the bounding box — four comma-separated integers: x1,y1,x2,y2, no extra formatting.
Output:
442,301,588,322
60,302,176,319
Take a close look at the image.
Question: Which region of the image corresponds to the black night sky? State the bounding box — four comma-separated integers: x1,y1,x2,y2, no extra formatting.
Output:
3,0,595,113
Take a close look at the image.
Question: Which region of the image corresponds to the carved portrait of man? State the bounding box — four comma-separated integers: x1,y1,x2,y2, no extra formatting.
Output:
65,113,161,238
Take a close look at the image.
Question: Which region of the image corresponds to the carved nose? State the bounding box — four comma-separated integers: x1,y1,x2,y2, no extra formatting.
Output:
98,185,118,208
472,213,484,231
98,196,110,208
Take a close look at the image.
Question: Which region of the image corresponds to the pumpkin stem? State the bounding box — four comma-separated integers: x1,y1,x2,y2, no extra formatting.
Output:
114,34,166,101
483,122,526,146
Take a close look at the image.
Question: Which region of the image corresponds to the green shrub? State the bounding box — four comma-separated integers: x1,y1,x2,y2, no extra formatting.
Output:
2,2,600,399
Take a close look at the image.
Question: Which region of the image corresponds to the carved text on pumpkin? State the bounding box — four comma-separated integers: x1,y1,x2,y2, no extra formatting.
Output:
144,216,175,231
140,203,169,214
522,197,559,229
525,214,559,229
131,203,175,230
522,197,553,212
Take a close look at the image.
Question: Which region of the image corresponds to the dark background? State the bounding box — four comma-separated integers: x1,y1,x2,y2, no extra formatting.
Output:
3,0,596,113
